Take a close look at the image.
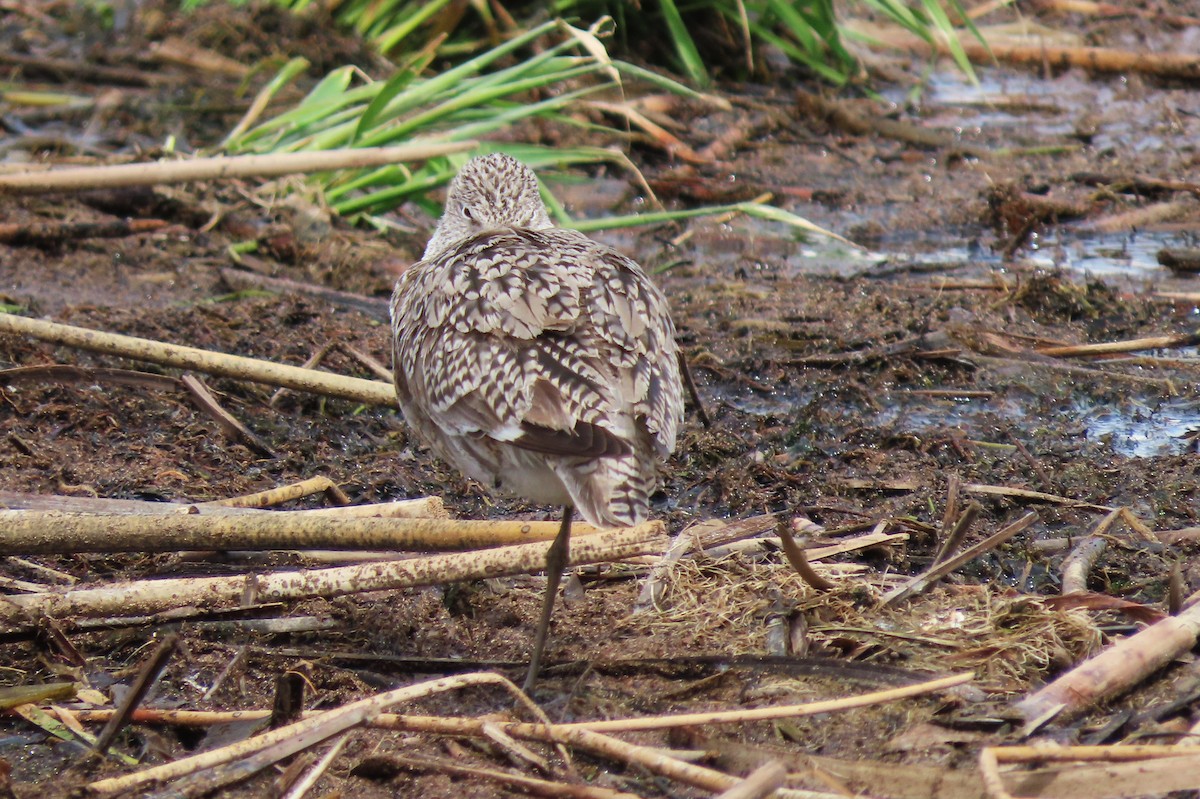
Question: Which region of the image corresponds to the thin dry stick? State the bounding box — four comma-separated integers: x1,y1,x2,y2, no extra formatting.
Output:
1061,508,1122,595
93,634,179,754
65,672,972,735
633,525,698,614
202,476,351,508
86,672,516,797
341,345,394,383
180,374,276,458
963,483,1114,512
715,761,788,799
0,524,665,624
974,354,1178,393
940,474,961,535
294,498,446,519
932,500,980,566
269,342,336,407
218,268,389,322
0,313,395,406
494,726,828,799
56,704,860,799
1061,537,1110,595
279,733,352,799
0,142,477,195
0,510,610,555
390,755,632,799
882,513,1038,607
553,671,973,732
0,364,182,392
980,744,1200,799
860,23,1200,80
1036,332,1200,358
1013,600,1200,727
775,517,836,591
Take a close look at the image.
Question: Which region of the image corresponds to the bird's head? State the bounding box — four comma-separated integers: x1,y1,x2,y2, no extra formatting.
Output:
423,153,554,259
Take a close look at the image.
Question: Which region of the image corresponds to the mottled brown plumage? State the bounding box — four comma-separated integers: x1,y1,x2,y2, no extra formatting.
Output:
390,153,682,688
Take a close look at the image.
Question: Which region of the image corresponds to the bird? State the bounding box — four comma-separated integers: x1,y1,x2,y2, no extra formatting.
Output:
390,152,683,690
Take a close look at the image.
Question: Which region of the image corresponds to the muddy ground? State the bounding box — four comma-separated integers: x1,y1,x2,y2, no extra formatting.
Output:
2,2,1200,797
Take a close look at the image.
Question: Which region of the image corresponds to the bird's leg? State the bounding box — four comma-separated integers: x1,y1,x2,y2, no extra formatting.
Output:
524,504,572,692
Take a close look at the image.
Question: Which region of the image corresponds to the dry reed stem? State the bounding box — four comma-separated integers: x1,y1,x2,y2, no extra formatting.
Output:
0,510,608,555
980,744,1200,799
0,313,395,405
0,523,665,625
179,373,276,457
278,733,351,799
0,142,477,195
64,673,971,735
1013,599,1200,727
856,22,1200,79
69,694,843,799
963,482,1114,511
552,671,972,732
881,512,1038,606
1060,508,1121,595
1036,331,1200,358
204,476,350,508
974,354,1179,392
85,672,517,797
385,755,636,799
775,517,836,591
293,498,447,519
715,761,788,799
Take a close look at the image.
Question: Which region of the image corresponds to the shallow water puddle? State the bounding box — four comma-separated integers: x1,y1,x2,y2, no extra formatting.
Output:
876,390,1200,457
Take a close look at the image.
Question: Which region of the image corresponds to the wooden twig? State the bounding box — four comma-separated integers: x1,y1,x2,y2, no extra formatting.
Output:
1010,437,1055,493
980,745,1200,799
932,500,980,566
939,474,961,532
0,313,395,405
180,374,276,458
963,483,1114,512
973,354,1178,393
794,88,989,157
1036,332,1200,358
279,734,352,799
1060,509,1122,595
93,634,178,755
882,513,1038,606
86,672,518,797
203,476,351,509
218,268,390,323
1013,600,1200,728
775,516,836,591
1060,536,1108,595
268,342,336,407
553,671,972,732
341,345,394,383
0,218,169,246
0,364,182,393
0,524,666,624
0,142,477,196
856,22,1200,80
385,754,633,799
0,50,164,86
715,761,788,799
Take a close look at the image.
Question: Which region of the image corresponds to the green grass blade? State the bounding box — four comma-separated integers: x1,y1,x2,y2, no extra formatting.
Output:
657,0,710,86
